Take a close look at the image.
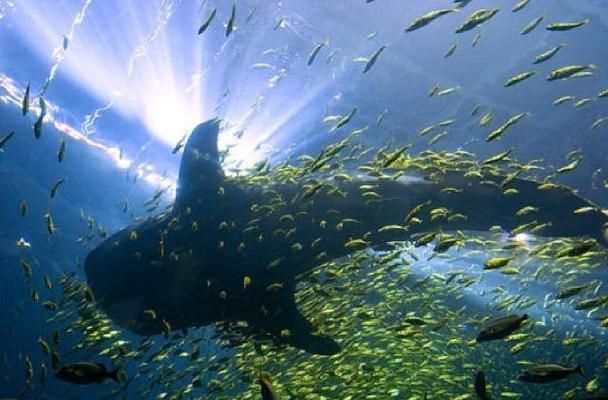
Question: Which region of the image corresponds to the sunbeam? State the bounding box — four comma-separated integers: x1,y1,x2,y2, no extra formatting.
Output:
1,0,368,176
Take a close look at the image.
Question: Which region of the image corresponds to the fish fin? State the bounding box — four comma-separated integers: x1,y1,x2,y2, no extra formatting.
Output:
175,119,224,212
257,294,340,355
108,368,120,382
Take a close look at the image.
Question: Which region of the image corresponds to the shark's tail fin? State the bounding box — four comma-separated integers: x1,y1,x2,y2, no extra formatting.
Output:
367,170,608,247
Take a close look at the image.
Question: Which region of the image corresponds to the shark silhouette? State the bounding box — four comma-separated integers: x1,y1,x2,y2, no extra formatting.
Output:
85,119,608,355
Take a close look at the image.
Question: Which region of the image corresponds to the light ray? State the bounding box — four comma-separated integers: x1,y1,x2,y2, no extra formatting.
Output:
0,0,390,182
39,0,94,96
0,72,175,191
82,0,181,136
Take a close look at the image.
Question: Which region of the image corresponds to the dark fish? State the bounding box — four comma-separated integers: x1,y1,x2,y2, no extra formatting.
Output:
533,44,565,64
51,351,61,369
382,145,410,168
521,15,544,35
50,178,65,199
52,330,60,345
20,200,28,217
0,131,15,152
364,45,386,73
172,134,188,154
34,97,46,139
198,8,216,34
58,137,66,162
471,104,482,115
45,213,56,235
55,362,119,385
22,81,30,115
555,284,590,300
225,4,236,37
445,272,461,285
518,363,583,384
308,42,326,66
330,108,357,132
445,42,458,58
376,109,388,126
475,371,491,400
245,6,256,23
476,314,528,342
62,35,69,50
272,17,284,30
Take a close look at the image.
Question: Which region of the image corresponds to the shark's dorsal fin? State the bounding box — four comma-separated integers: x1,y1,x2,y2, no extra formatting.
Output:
175,119,223,212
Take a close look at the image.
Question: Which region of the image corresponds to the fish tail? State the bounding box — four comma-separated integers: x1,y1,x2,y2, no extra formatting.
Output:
575,365,584,376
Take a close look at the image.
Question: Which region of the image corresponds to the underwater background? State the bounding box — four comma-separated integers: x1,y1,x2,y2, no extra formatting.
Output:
1,0,608,399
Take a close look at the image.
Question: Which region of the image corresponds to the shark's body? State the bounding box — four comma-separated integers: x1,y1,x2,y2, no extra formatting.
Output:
85,119,608,355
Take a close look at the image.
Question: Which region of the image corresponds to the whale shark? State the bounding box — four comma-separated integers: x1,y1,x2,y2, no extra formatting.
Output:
85,119,608,355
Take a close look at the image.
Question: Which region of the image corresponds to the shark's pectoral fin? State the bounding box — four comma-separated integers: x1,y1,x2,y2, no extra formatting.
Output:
258,296,341,355
281,316,341,356
175,118,223,212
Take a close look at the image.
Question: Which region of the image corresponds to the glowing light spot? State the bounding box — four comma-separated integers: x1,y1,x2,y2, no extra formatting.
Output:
143,95,200,146
116,159,131,169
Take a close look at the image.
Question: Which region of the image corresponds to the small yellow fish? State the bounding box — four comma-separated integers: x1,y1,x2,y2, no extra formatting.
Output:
243,276,252,289
484,257,511,270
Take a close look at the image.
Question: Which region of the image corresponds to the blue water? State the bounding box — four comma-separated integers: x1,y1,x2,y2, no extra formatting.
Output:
1,1,607,399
